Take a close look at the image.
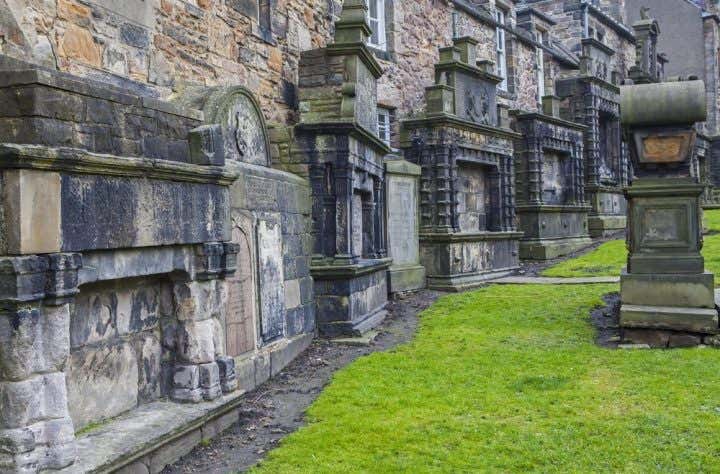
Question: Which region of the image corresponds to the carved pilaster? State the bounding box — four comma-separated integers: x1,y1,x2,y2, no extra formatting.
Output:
0,253,82,472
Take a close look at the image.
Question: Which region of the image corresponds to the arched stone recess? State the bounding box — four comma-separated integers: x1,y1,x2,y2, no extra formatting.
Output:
225,213,258,357
175,86,271,167
178,85,315,392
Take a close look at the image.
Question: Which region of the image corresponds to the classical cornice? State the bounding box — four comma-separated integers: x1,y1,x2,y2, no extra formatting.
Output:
402,113,522,140
510,110,588,131
0,144,238,185
294,121,392,155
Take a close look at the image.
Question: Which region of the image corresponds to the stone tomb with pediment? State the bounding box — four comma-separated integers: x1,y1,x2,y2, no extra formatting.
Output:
401,38,522,291
178,86,315,387
294,0,392,336
512,102,592,260
556,39,629,238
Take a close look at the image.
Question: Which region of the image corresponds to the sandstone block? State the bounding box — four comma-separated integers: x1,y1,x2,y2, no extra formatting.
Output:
176,319,216,364
172,365,199,390
58,25,102,67
66,343,138,430
2,170,61,255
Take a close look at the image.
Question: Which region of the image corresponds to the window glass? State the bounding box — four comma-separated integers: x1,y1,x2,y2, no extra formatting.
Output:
496,9,508,90
368,0,386,51
377,108,391,145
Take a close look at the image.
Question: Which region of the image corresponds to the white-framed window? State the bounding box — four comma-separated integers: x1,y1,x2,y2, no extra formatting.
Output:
537,47,545,100
496,9,508,91
377,107,392,145
367,0,386,51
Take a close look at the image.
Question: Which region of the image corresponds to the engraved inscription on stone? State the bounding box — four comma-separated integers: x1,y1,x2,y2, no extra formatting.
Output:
216,91,269,166
642,136,686,163
256,217,285,342
457,163,490,232
355,62,378,134
642,208,681,242
226,221,256,357
387,177,418,266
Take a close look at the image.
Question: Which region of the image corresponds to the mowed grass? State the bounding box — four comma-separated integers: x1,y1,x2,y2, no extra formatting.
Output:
543,209,720,278
252,284,720,473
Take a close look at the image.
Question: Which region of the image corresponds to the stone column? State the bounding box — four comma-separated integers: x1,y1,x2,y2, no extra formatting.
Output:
170,243,237,403
309,163,327,260
0,253,81,473
333,165,356,263
372,177,386,259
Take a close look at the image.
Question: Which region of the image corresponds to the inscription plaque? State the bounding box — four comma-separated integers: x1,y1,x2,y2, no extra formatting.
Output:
256,217,285,342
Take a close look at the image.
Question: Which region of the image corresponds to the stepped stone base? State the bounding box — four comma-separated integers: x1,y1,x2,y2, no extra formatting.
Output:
588,215,626,238
520,236,593,260
387,264,426,294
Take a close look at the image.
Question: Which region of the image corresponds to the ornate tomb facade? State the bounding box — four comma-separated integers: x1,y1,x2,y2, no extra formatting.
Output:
293,0,391,336
512,98,592,259
401,38,522,291
175,87,316,394
556,38,630,238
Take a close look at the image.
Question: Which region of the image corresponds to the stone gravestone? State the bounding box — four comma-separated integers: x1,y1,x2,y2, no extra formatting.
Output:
174,86,270,166
256,216,285,342
385,158,425,293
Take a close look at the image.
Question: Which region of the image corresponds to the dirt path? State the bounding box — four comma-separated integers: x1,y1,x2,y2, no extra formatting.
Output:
164,235,623,473
163,290,442,474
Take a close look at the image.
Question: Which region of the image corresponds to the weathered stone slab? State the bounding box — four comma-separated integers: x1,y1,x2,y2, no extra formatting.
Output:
61,174,229,251
1,169,61,255
66,342,139,430
256,216,285,342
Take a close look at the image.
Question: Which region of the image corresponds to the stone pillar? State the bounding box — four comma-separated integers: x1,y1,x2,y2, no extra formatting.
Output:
170,243,237,403
334,165,356,263
0,253,81,473
619,80,718,345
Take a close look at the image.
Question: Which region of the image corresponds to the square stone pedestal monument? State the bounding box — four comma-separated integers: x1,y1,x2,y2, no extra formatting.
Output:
385,158,425,293
512,97,592,260
294,0,391,336
620,78,719,342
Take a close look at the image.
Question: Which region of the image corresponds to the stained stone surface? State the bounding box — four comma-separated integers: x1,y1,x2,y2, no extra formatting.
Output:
256,216,286,343
61,174,229,251
386,174,419,266
67,342,140,430
175,87,270,166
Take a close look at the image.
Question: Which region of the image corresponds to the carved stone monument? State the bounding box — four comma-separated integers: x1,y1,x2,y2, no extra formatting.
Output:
295,0,391,336
512,97,592,260
401,38,522,290
385,157,425,293
619,79,719,345
556,40,629,238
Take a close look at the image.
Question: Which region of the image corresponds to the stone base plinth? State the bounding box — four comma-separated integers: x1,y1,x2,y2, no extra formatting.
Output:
620,304,719,334
520,236,593,260
312,259,391,337
620,270,719,334
420,231,522,292
621,271,716,309
588,214,626,238
388,264,426,294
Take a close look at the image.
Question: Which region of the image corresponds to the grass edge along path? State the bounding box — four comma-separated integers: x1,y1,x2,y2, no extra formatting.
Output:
251,284,720,473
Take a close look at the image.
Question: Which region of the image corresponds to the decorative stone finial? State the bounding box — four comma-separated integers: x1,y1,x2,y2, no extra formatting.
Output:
629,12,661,84
333,0,372,45
453,36,478,66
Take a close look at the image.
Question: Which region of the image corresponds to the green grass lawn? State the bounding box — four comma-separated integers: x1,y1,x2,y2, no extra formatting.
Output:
252,284,720,473
542,209,720,278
